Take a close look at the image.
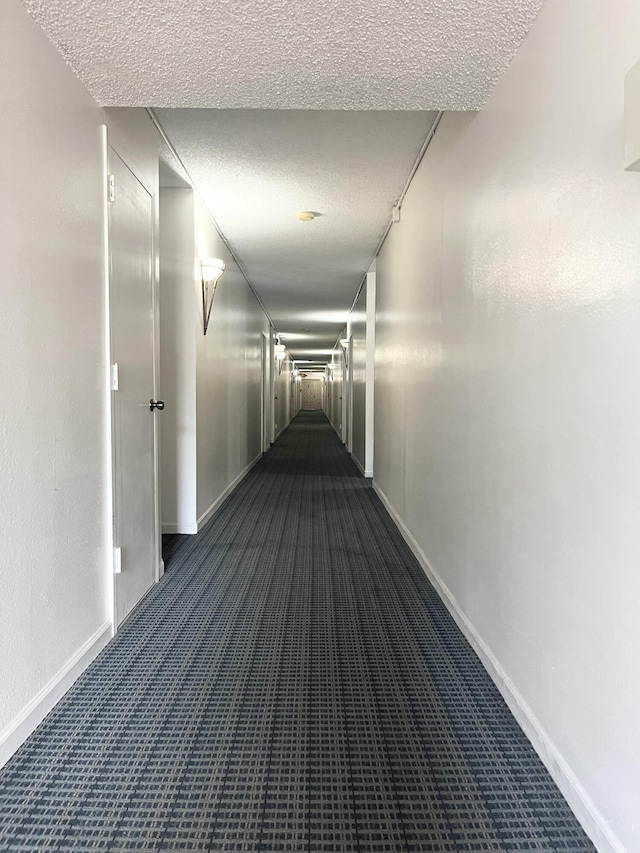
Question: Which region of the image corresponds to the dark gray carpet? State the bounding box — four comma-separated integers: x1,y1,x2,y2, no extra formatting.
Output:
0,412,595,851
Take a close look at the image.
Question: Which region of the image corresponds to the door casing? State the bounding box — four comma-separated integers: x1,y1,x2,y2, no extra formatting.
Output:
105,139,162,631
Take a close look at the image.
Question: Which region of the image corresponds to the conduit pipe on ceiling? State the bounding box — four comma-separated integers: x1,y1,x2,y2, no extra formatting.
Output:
338,109,444,347
394,110,444,222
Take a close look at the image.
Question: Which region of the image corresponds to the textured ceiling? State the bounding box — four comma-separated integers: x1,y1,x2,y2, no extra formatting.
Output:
24,0,544,362
155,109,437,357
24,0,543,110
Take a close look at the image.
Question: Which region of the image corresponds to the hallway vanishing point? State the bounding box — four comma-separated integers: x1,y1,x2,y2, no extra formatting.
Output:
0,413,594,852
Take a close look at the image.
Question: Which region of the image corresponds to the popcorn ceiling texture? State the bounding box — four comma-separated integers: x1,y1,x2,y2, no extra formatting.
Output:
24,0,544,109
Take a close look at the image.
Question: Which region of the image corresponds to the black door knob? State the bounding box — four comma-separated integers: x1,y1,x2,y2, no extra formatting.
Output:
150,399,165,411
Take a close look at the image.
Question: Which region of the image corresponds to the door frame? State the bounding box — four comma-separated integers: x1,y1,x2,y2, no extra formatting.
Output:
102,128,162,635
261,330,274,451
341,335,353,451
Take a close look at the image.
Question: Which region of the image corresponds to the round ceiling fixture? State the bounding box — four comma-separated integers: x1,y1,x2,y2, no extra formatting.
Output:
296,211,315,222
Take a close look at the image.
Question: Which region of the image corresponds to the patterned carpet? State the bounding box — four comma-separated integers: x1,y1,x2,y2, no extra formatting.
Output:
0,412,595,852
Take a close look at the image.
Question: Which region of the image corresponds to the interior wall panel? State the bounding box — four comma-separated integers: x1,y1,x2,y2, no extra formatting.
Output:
0,0,109,746
374,2,640,850
350,287,367,472
194,197,269,525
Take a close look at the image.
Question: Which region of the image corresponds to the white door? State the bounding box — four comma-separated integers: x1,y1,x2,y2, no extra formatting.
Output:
109,149,158,626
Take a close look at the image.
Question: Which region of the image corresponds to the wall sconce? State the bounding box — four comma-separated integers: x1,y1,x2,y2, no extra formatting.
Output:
199,258,225,335
340,337,350,371
274,341,287,375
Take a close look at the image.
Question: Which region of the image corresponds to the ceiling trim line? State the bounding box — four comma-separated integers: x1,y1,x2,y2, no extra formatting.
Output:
337,110,445,350
146,108,276,330
395,110,444,216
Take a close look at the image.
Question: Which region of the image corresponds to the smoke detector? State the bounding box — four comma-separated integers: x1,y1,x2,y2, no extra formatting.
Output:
296,211,315,222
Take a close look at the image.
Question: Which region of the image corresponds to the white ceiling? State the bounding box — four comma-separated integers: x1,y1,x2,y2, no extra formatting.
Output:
154,108,438,357
24,0,544,362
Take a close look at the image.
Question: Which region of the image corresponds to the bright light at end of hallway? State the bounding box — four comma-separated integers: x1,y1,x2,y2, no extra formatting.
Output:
277,332,314,341
294,310,349,325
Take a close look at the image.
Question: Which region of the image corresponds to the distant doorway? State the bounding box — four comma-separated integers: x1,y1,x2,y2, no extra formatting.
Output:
301,379,322,410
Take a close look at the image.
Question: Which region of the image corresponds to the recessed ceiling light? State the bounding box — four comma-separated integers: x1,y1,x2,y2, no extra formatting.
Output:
296,211,315,222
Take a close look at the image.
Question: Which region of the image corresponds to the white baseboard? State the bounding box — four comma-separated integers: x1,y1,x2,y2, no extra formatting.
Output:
351,453,373,478
162,522,198,535
372,480,627,853
197,452,263,531
352,454,365,475
0,621,113,769
275,412,296,442
330,420,343,441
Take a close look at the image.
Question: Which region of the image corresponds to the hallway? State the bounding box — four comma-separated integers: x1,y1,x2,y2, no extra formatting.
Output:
0,414,594,852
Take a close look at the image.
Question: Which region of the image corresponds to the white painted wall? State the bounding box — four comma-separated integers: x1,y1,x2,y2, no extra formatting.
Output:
274,349,294,438
0,3,271,761
351,288,367,469
287,365,302,417
364,269,376,475
341,335,353,452
327,349,343,436
0,0,111,759
194,197,269,527
374,2,640,851
350,266,376,477
159,189,197,532
159,182,273,534
105,109,159,197
262,330,275,450
291,372,302,415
